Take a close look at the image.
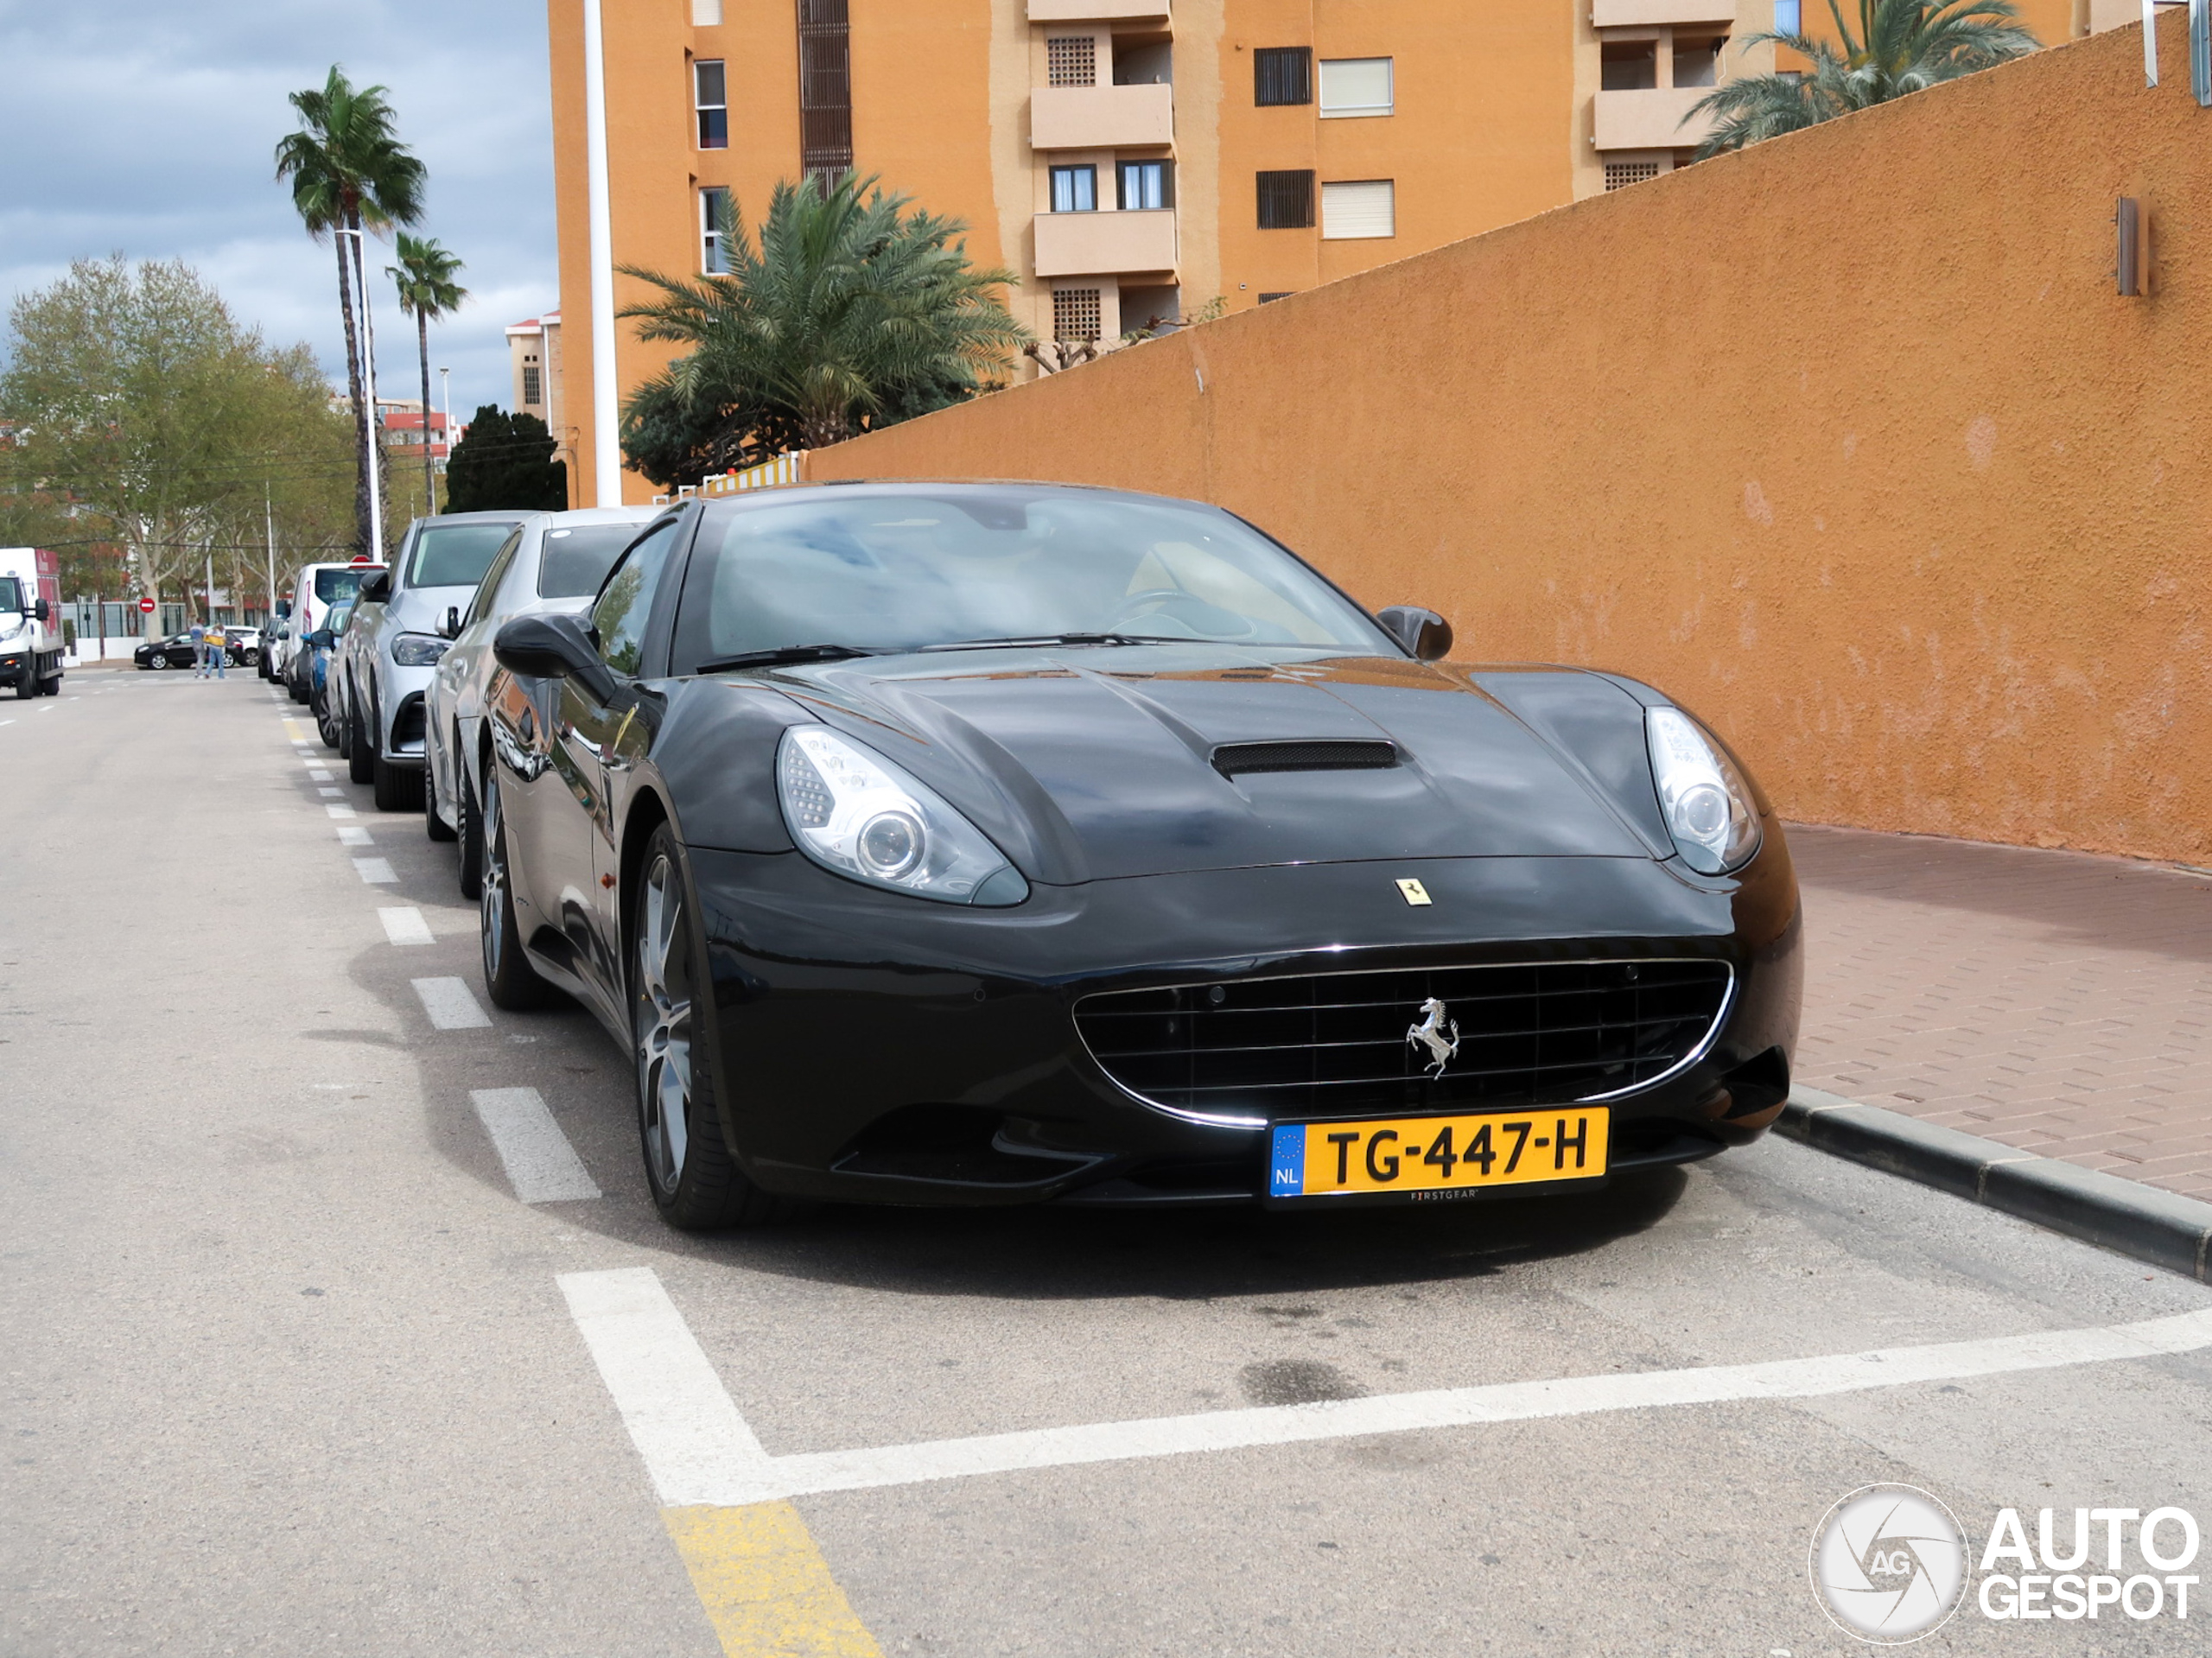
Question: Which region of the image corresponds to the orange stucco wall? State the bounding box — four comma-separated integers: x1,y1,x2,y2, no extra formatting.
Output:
819,16,2212,865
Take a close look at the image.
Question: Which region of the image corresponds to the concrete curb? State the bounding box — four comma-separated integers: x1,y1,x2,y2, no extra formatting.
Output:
1778,1087,2212,1283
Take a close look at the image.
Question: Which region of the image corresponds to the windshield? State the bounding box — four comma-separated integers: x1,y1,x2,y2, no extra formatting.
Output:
0,576,22,613
676,490,1393,664
327,605,354,637
539,524,641,599
314,568,375,605
408,522,518,590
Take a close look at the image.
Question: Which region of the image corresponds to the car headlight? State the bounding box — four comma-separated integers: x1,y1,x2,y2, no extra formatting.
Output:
391,633,449,668
776,725,1027,906
1645,707,1761,875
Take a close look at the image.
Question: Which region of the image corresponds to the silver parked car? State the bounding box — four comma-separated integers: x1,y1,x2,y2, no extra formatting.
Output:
423,505,660,893
333,511,526,810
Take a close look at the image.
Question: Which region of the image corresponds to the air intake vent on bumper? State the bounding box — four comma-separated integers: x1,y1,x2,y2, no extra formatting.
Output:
1211,740,1399,778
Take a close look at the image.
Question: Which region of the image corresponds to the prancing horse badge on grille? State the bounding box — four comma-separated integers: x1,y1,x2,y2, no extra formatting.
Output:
1407,996,1460,1077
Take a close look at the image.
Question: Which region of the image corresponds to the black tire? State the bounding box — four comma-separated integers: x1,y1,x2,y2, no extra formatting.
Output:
289,664,308,703
372,728,424,810
13,665,34,701
631,823,791,1229
455,755,484,900
478,766,554,1010
346,692,374,785
315,687,340,750
423,749,457,840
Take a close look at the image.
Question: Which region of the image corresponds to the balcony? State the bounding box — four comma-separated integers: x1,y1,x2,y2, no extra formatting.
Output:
1033,209,1177,277
1591,0,1734,22
1030,82,1174,150
1028,0,1168,19
1592,86,1717,150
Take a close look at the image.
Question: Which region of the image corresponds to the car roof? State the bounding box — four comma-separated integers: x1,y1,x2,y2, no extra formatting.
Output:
696,478,1208,520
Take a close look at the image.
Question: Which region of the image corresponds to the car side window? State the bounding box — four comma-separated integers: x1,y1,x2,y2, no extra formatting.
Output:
590,520,680,677
464,530,524,630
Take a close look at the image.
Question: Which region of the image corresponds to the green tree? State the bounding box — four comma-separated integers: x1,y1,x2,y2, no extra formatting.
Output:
0,258,354,628
386,232,468,515
616,174,1026,479
444,406,567,511
1688,0,2037,158
275,66,426,554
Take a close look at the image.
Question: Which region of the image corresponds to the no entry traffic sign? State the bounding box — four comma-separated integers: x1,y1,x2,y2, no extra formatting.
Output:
137,597,156,614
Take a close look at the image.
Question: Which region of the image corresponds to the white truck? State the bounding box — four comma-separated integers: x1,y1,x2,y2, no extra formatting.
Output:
0,548,63,700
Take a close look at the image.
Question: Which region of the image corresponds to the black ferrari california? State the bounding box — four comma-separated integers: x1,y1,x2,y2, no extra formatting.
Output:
480,482,1799,1229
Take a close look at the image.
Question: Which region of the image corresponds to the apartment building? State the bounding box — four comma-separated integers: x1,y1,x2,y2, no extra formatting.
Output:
506,311,567,438
547,0,2076,505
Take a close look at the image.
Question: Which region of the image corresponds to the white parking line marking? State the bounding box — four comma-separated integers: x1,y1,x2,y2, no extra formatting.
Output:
557,1269,2212,1506
560,1269,774,1504
0,720,13,728
412,976,491,1029
326,803,356,820
473,1088,601,1203
318,787,342,797
378,906,435,945
353,857,397,884
336,826,372,846
309,769,334,782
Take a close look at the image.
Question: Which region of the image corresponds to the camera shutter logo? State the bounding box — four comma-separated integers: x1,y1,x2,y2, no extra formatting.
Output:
1809,1484,1968,1643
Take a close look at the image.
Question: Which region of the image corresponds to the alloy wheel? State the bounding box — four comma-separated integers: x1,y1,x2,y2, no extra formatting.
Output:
480,773,509,982
635,852,693,1194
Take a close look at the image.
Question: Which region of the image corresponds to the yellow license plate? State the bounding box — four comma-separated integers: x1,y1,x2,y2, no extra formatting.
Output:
1268,1109,1610,1200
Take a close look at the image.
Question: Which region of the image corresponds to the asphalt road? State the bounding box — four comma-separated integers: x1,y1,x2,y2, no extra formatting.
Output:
3,669,2209,1656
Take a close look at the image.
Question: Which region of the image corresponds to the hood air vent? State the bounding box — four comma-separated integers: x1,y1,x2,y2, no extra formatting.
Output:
1211,740,1400,778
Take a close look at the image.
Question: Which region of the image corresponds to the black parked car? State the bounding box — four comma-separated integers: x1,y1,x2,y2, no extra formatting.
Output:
478,483,1801,1231
134,633,201,670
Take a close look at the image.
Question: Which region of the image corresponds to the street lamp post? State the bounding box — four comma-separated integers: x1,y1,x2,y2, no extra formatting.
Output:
437,365,451,513
336,225,385,558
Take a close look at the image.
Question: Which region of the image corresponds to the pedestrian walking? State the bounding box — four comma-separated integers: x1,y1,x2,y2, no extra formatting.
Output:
189,619,208,677
204,623,227,680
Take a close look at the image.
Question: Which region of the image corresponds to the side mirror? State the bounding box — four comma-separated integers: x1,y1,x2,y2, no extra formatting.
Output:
359,570,393,604
276,600,292,619
32,599,50,623
306,628,334,649
494,613,613,700
442,607,463,640
1375,605,1453,662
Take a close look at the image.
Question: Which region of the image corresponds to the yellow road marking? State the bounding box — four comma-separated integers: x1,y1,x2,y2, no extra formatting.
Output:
663,1502,883,1657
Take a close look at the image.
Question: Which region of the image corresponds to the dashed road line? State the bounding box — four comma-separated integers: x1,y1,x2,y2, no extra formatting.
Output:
353,857,397,884
561,1267,2212,1509
336,826,372,846
319,787,343,797
411,975,491,1030
378,907,435,946
559,1269,880,1657
470,1088,601,1203
326,804,356,820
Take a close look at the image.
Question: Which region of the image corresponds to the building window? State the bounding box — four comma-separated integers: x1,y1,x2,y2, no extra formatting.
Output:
1603,159,1662,190
695,59,728,148
1118,159,1172,211
1050,164,1096,213
691,0,722,22
797,0,853,181
1254,47,1313,106
522,362,543,406
1774,0,1802,32
1255,168,1315,229
701,187,730,271
1674,35,1726,87
1052,288,1103,342
1319,57,1392,118
1257,292,1294,303
1320,178,1394,239
1046,36,1096,86
1600,41,1657,90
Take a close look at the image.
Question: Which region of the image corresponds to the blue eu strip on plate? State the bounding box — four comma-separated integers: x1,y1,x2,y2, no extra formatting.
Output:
1269,1124,1305,1198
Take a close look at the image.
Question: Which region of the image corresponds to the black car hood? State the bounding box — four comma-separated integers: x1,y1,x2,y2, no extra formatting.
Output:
760,645,1658,885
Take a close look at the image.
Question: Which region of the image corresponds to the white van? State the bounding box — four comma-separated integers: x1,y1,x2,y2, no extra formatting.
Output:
283,557,385,703
0,548,63,700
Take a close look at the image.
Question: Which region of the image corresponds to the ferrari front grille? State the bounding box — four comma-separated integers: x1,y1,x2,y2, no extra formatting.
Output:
1211,740,1398,777
1074,958,1733,1119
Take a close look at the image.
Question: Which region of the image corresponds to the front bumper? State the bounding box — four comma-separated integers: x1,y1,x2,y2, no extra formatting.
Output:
690,830,1802,1208
375,659,438,768
0,651,25,684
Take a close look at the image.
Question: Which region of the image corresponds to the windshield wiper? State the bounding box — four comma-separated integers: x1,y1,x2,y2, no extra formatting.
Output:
696,643,878,674
915,632,1179,653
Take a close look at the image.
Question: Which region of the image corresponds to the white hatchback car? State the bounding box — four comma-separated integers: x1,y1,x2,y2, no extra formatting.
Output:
423,505,661,894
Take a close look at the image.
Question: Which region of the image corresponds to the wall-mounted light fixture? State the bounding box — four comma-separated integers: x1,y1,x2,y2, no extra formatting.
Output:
2117,198,2150,296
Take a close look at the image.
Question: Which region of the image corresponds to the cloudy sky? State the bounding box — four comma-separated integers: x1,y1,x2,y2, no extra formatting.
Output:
0,0,556,421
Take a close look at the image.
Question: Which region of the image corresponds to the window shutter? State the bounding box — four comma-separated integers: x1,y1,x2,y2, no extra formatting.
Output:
1318,57,1392,118
1320,179,1395,239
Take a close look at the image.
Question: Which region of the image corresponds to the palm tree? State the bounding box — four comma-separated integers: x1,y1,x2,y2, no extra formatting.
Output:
387,234,468,514
275,67,426,554
617,174,1027,461
1687,0,2037,159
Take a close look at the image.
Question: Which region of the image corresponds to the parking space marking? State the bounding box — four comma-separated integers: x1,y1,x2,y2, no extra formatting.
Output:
325,804,356,820
336,826,372,846
319,787,343,797
470,1088,601,1202
558,1269,880,1658
563,1267,2212,1508
411,976,491,1030
353,857,397,884
309,769,334,783
378,907,435,946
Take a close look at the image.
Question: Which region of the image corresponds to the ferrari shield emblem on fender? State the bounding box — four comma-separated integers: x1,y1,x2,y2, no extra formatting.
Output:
1395,877,1432,906
1406,997,1459,1077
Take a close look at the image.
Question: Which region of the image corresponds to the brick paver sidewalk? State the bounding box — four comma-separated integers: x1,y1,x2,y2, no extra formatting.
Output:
1790,824,2212,1203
